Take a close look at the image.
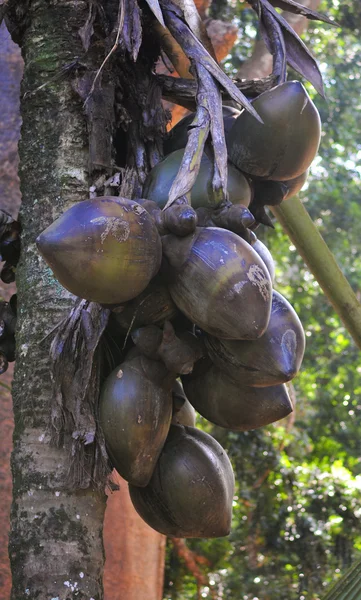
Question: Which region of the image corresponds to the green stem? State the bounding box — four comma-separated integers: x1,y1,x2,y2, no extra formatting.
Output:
0,380,11,392
321,558,361,600
271,196,361,351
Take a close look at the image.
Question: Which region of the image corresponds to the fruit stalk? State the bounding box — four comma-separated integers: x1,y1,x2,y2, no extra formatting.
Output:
272,196,361,350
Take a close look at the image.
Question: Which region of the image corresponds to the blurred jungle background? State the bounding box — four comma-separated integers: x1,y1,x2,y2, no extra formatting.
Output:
162,1,361,599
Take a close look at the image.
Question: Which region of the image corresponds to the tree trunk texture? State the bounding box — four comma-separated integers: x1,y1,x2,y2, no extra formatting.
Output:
236,0,322,80
103,473,166,600
0,21,23,599
0,362,15,599
8,2,107,598
3,2,168,598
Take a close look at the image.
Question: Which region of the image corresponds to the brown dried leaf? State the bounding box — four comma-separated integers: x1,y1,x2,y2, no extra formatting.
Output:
267,0,338,26
175,0,217,60
50,300,111,489
144,0,165,27
0,3,7,26
123,0,142,61
261,0,325,96
165,104,210,207
78,3,95,52
161,0,262,121
154,21,193,78
197,63,227,206
259,1,286,83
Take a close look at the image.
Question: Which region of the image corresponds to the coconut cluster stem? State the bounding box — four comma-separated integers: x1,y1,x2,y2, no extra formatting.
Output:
271,196,361,351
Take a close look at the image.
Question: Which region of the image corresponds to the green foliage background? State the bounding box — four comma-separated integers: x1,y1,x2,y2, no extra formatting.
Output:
163,1,361,598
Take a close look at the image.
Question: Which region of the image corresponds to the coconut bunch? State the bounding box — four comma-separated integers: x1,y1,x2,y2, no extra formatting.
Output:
36,164,305,538
35,0,337,536
146,80,319,228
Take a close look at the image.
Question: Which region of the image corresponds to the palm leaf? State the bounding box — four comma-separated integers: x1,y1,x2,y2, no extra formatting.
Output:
174,0,217,60
160,0,262,121
257,0,325,96
143,0,165,27
321,558,361,600
259,1,287,83
268,0,338,26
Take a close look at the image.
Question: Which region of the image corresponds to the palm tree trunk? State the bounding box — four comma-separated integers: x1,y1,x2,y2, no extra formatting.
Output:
8,2,107,598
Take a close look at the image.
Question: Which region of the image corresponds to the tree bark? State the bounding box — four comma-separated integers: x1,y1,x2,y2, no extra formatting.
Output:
0,363,14,598
236,0,322,80
8,2,107,598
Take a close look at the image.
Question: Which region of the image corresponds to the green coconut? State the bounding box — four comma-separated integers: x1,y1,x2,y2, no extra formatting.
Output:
36,196,162,304
228,81,321,181
129,424,234,537
205,290,305,387
143,150,252,209
182,360,293,431
99,356,173,487
162,227,272,340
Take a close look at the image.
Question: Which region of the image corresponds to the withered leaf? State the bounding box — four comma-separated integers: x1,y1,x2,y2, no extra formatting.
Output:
158,73,277,107
0,4,7,27
165,103,210,207
197,64,227,206
165,62,229,209
123,0,142,61
50,300,111,489
198,55,262,121
267,0,338,26
144,0,165,27
84,75,115,172
259,1,286,83
261,0,325,96
160,0,262,122
174,0,217,60
283,26,324,97
78,3,95,52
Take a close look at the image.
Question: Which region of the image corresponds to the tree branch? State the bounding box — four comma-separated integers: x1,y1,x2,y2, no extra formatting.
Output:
172,538,213,599
157,72,277,109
